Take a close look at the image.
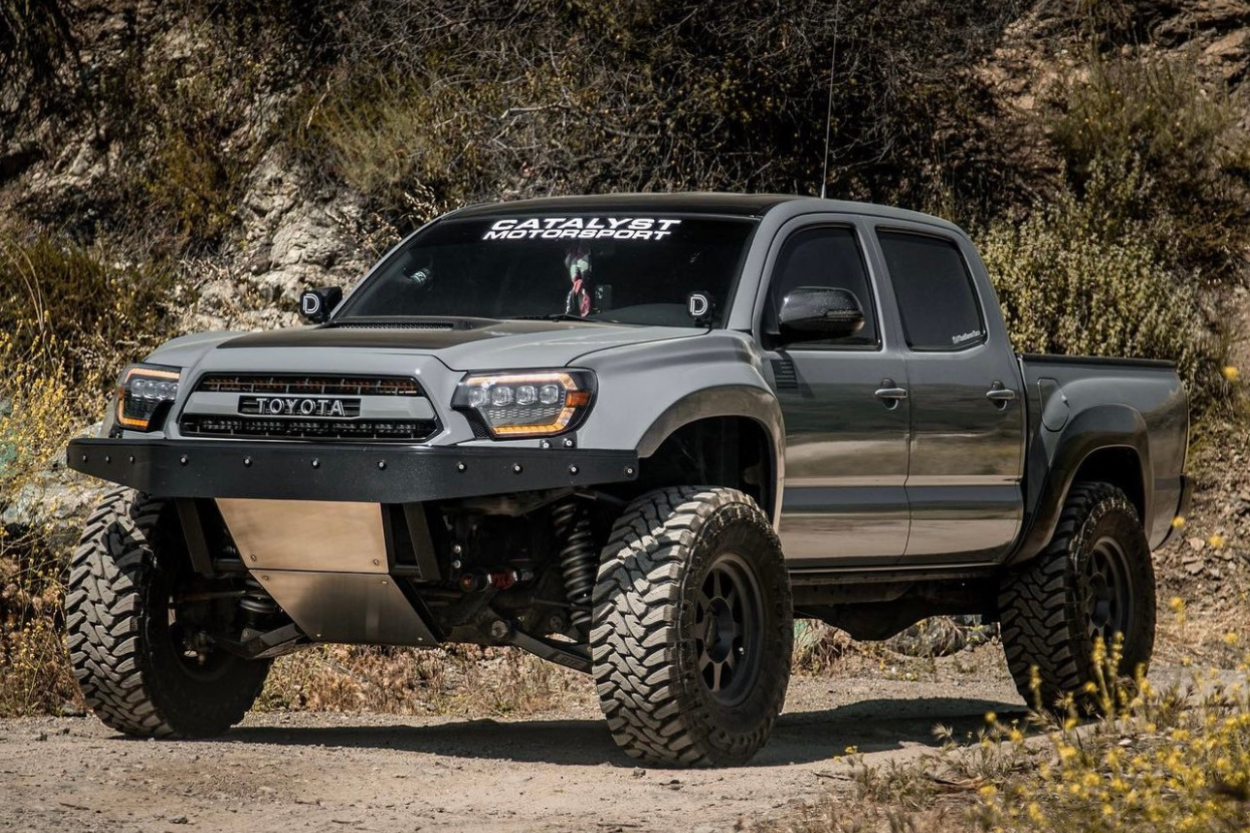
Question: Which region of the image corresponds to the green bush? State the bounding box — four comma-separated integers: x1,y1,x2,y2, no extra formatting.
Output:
0,233,175,398
1046,52,1250,284
980,185,1225,411
298,0,1025,229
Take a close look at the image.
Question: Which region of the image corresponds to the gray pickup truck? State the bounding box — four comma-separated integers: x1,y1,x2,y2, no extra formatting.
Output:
67,194,1189,767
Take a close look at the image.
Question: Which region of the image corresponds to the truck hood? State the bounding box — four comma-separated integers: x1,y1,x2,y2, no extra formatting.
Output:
148,320,707,373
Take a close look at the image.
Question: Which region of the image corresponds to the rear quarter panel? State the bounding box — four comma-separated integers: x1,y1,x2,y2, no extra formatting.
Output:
1018,356,1188,554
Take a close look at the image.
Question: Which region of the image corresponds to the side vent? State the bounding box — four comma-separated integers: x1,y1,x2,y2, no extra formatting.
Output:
771,356,799,390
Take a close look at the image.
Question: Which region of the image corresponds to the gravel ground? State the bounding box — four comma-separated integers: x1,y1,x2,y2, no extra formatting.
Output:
0,646,1026,833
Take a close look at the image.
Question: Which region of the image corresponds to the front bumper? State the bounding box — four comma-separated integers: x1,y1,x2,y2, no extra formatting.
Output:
67,438,639,502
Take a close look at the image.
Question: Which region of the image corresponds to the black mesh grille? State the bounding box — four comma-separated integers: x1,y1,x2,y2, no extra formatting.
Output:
196,374,421,397
180,415,437,441
183,374,436,442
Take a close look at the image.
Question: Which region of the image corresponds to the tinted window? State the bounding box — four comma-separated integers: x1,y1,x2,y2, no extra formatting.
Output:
768,226,878,346
336,216,756,327
877,231,984,350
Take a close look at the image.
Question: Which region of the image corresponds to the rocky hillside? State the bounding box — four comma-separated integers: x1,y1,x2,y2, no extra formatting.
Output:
1,0,1248,713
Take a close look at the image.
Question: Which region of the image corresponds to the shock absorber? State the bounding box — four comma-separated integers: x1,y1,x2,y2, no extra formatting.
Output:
553,500,596,628
239,575,278,625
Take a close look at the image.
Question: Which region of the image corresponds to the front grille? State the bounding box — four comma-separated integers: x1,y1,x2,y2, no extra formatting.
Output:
180,415,437,441
196,374,421,397
181,374,437,442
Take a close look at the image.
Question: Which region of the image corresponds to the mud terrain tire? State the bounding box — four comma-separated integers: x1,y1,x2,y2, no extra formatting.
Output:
591,486,792,766
67,488,270,737
998,481,1155,711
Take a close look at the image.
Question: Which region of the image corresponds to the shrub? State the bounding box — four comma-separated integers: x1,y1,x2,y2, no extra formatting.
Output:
1046,52,1250,284
0,334,85,716
0,232,175,397
979,180,1226,412
299,0,1027,229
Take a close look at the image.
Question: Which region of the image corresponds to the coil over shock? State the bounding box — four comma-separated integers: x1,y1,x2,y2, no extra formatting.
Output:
239,575,278,623
553,501,596,628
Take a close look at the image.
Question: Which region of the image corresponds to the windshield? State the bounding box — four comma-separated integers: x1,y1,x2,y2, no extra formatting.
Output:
334,214,757,327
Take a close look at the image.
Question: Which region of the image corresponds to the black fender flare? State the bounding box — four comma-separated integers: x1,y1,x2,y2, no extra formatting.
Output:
1007,404,1151,566
635,385,785,528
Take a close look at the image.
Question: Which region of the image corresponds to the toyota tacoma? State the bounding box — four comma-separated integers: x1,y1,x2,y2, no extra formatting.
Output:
66,194,1190,766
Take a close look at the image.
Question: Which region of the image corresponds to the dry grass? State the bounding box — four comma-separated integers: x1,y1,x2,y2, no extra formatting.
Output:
0,332,91,716
258,644,595,717
759,628,1250,833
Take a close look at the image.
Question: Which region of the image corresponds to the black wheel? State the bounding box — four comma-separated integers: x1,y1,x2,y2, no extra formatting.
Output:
591,486,792,767
67,488,271,738
998,481,1155,711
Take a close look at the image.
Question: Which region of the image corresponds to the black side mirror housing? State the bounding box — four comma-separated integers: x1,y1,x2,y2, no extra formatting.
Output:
777,287,865,343
299,287,343,324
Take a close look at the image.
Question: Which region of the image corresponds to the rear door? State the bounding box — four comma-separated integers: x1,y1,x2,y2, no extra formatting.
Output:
761,219,911,568
870,226,1025,563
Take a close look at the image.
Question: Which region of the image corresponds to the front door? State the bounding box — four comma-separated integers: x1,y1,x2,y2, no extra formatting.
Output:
763,223,911,568
873,227,1026,563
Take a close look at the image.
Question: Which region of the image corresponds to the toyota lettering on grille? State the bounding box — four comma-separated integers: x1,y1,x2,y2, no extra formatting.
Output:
238,396,361,418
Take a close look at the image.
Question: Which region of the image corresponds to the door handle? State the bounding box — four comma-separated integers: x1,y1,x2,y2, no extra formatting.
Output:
986,383,1016,405
874,380,908,405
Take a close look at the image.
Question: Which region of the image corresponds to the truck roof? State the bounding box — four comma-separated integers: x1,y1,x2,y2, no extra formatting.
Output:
451,193,965,235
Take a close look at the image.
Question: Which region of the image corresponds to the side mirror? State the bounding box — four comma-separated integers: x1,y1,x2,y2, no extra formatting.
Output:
777,287,865,342
299,287,343,324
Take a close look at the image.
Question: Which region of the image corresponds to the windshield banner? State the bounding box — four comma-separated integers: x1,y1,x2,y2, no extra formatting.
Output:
482,217,682,242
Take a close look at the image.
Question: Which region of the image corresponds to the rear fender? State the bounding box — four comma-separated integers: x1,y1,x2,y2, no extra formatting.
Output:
1008,404,1150,566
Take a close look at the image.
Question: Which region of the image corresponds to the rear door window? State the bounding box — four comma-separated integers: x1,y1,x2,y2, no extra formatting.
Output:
877,231,985,351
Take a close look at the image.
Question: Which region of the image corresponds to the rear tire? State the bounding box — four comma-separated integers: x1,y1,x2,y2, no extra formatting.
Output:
591,486,792,767
67,488,271,738
998,481,1155,712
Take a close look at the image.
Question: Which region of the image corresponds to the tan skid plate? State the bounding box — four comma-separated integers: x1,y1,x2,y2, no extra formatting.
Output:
247,570,435,646
216,498,436,646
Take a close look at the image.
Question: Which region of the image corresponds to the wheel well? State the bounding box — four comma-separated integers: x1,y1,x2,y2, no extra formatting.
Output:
635,417,776,518
1071,446,1145,520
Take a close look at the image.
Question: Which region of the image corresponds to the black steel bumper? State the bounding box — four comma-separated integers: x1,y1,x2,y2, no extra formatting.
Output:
67,438,639,502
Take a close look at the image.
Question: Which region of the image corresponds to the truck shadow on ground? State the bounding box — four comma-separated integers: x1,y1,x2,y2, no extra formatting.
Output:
224,696,1027,768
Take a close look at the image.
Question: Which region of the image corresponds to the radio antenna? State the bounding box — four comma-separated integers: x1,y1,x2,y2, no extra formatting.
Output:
819,0,843,200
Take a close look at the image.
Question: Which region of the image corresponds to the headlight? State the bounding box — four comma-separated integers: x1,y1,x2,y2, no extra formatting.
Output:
453,370,595,438
116,363,181,432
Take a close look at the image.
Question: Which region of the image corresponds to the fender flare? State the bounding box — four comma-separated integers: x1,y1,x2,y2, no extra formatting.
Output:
635,386,786,528
1007,404,1150,566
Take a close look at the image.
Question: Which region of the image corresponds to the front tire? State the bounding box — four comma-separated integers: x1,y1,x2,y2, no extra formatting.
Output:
998,481,1155,711
591,486,792,767
67,488,271,737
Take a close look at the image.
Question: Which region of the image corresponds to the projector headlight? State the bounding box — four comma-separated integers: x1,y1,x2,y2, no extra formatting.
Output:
116,363,181,432
453,370,595,438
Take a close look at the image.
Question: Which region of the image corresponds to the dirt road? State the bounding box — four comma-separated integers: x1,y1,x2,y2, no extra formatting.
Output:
0,648,1025,833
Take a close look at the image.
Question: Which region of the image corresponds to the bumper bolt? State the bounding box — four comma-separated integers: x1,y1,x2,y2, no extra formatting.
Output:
563,438,575,448
179,455,189,466
311,459,320,469
625,466,636,477
513,463,523,474
81,454,88,463
377,460,387,470
243,456,253,467
456,461,467,472
489,621,510,640
128,455,135,464
569,465,579,475
452,544,463,555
